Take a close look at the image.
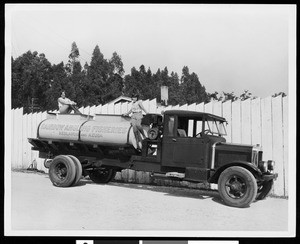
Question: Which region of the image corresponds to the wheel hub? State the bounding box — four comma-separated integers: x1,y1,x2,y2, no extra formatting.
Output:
226,176,246,198
55,163,67,179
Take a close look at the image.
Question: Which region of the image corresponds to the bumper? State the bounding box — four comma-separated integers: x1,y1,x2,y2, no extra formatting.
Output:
261,172,278,181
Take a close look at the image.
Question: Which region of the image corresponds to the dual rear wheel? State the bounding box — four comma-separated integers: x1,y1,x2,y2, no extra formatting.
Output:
49,155,116,187
49,155,82,187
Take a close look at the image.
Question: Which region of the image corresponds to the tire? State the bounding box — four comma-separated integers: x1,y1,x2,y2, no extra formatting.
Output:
43,159,52,169
67,155,83,186
49,155,76,187
89,168,116,184
256,180,274,200
147,128,159,140
218,166,258,208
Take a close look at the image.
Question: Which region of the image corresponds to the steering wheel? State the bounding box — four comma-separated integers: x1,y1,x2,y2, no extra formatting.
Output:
196,130,210,138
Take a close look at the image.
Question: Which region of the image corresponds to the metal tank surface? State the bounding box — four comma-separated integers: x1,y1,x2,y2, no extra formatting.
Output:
37,113,139,148
80,114,138,148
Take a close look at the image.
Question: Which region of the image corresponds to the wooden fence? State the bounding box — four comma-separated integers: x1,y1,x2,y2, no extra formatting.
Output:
10,95,289,197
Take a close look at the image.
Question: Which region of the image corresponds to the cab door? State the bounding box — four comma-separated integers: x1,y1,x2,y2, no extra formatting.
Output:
162,115,206,168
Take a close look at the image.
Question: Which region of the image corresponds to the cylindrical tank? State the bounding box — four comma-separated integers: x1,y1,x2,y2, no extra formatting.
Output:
37,113,139,149
80,114,137,147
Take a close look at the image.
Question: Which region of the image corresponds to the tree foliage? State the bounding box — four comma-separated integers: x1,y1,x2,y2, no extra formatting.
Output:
11,42,282,113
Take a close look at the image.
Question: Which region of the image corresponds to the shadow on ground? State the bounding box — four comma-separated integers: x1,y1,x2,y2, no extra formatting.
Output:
14,169,224,205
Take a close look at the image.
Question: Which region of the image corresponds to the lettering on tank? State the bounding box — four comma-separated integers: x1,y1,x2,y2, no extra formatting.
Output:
40,122,80,138
80,125,128,138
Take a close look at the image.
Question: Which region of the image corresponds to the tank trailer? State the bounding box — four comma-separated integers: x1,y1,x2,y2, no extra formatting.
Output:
28,110,278,208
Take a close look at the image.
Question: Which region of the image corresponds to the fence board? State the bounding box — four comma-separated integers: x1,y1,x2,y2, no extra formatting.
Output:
187,103,197,112
241,99,252,144
107,103,115,114
41,111,49,173
35,112,44,171
22,113,28,168
261,97,273,161
143,99,150,113
11,109,16,168
179,104,188,110
172,105,180,110
213,101,222,117
78,106,84,114
82,106,89,115
251,98,262,146
222,100,232,142
272,95,284,196
89,105,96,116
26,113,32,169
16,109,23,169
231,100,241,143
283,96,288,196
196,102,205,112
149,99,157,113
204,101,213,113
121,102,129,114
101,104,108,114
95,104,102,114
114,103,121,114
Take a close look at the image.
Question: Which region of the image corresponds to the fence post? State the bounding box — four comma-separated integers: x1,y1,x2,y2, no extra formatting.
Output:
251,98,262,146
231,100,242,143
149,99,157,113
114,103,121,114
222,100,232,143
241,99,252,144
26,112,32,169
22,113,28,168
271,95,285,196
213,101,222,117
196,102,205,112
95,104,102,114
11,109,16,168
282,96,288,196
261,97,273,161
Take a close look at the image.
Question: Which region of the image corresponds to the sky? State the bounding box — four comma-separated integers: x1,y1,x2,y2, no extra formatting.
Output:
6,4,296,98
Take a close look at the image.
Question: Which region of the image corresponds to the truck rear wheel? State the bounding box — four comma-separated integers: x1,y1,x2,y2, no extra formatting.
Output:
67,155,82,186
256,180,274,200
218,166,257,208
89,168,116,184
49,155,76,187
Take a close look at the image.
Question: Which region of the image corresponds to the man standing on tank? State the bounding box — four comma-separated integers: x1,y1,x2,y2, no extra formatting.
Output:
122,93,148,151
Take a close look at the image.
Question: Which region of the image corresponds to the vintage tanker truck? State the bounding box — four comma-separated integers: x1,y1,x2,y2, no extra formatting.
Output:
28,110,278,208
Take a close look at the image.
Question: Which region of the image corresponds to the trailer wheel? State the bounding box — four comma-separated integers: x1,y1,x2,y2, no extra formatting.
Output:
67,155,82,186
256,180,274,200
49,155,76,187
218,166,257,208
89,168,116,184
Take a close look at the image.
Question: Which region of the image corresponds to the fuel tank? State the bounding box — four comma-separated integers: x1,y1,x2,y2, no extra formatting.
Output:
37,113,139,148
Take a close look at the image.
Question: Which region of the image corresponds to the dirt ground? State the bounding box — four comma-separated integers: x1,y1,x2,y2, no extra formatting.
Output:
7,170,289,236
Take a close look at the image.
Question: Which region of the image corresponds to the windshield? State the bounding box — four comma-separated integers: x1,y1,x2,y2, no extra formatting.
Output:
205,120,227,136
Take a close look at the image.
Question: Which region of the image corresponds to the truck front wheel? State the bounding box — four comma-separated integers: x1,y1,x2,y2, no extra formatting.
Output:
218,166,257,208
89,168,116,184
49,155,76,187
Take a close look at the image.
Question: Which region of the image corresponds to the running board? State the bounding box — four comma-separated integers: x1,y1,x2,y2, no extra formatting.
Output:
151,172,185,181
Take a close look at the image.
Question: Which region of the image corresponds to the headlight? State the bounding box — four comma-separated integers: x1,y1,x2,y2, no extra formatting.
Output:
258,161,268,173
267,160,275,171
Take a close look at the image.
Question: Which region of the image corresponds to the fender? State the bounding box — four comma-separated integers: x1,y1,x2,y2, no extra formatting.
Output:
208,160,262,184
